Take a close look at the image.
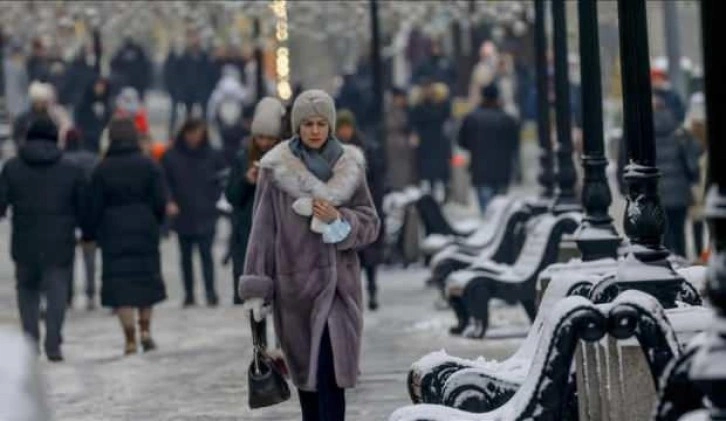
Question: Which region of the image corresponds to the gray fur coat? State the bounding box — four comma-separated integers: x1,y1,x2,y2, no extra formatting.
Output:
238,140,380,391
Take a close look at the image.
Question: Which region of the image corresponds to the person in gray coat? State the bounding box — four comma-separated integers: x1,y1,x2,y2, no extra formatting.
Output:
238,89,380,420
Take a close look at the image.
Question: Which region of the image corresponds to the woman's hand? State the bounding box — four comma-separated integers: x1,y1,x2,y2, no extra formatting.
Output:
313,199,341,223
245,161,260,184
245,166,259,184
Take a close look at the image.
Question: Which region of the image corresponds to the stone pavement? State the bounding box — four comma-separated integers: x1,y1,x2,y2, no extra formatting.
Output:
0,220,528,421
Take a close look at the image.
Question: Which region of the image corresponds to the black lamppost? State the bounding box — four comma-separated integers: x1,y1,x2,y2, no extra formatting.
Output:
369,0,386,149
532,0,555,212
689,0,726,416
593,0,684,306
574,0,620,260
550,0,580,214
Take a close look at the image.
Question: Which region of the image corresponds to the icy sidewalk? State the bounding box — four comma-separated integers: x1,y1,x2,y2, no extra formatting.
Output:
0,233,527,421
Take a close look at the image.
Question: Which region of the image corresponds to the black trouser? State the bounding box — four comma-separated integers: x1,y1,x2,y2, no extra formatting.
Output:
16,264,72,356
664,207,687,257
692,219,705,257
232,252,244,305
364,265,377,303
298,327,346,421
178,232,217,302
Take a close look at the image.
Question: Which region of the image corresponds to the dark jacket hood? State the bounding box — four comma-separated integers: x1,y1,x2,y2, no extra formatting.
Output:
106,141,141,156
173,137,211,156
19,140,62,165
653,109,679,138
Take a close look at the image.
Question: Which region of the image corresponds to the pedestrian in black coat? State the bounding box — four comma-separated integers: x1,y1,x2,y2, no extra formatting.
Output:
0,116,86,361
162,118,226,307
176,44,214,120
616,100,702,257
86,118,167,355
74,78,111,153
110,38,151,99
336,109,385,310
409,80,452,198
458,84,520,212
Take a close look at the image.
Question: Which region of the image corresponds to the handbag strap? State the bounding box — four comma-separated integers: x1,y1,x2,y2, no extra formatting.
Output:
249,311,268,349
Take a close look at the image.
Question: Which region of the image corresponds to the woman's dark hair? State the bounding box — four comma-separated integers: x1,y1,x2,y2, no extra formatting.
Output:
108,117,139,147
176,117,208,144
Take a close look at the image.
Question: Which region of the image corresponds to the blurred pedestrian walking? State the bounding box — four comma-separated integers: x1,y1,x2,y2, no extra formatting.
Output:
162,118,225,307
336,109,385,311
225,97,285,305
0,116,86,362
3,40,29,122
685,92,708,260
409,79,452,201
62,128,99,310
458,84,520,213
13,82,70,146
110,36,151,100
622,96,703,257
468,41,499,109
86,118,167,355
74,77,111,153
384,87,416,190
114,87,150,138
206,65,250,166
172,32,213,129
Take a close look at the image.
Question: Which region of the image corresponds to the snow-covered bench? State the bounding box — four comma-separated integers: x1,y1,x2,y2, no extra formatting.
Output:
409,264,706,410
393,295,607,420
446,212,582,338
428,199,531,295
408,265,604,406
394,291,704,421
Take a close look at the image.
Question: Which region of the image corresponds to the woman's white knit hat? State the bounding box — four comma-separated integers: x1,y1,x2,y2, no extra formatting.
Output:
251,97,286,137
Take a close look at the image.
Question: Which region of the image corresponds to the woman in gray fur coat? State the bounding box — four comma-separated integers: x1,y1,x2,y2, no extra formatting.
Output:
238,89,380,420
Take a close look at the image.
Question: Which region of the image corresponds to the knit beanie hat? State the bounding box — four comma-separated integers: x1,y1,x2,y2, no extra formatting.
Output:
336,109,357,129
250,97,286,138
291,89,336,133
26,115,59,142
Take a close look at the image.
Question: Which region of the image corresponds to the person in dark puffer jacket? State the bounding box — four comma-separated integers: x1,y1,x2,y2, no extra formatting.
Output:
86,118,167,355
652,98,703,257
618,97,703,257
162,118,226,307
0,115,86,362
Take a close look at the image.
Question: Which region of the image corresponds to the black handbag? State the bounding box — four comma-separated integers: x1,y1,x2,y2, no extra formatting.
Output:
247,312,291,409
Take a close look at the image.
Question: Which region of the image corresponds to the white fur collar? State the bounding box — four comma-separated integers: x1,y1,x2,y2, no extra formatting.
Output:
260,140,366,204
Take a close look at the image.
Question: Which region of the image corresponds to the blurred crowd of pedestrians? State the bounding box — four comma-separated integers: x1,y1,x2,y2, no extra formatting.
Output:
0,15,710,366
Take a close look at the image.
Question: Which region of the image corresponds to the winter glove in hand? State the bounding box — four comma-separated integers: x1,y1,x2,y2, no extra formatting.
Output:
292,197,328,234
241,298,271,322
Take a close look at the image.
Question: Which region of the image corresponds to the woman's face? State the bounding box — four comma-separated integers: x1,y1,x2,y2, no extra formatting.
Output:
94,81,107,96
254,135,278,153
335,124,354,143
183,127,206,148
299,116,330,150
